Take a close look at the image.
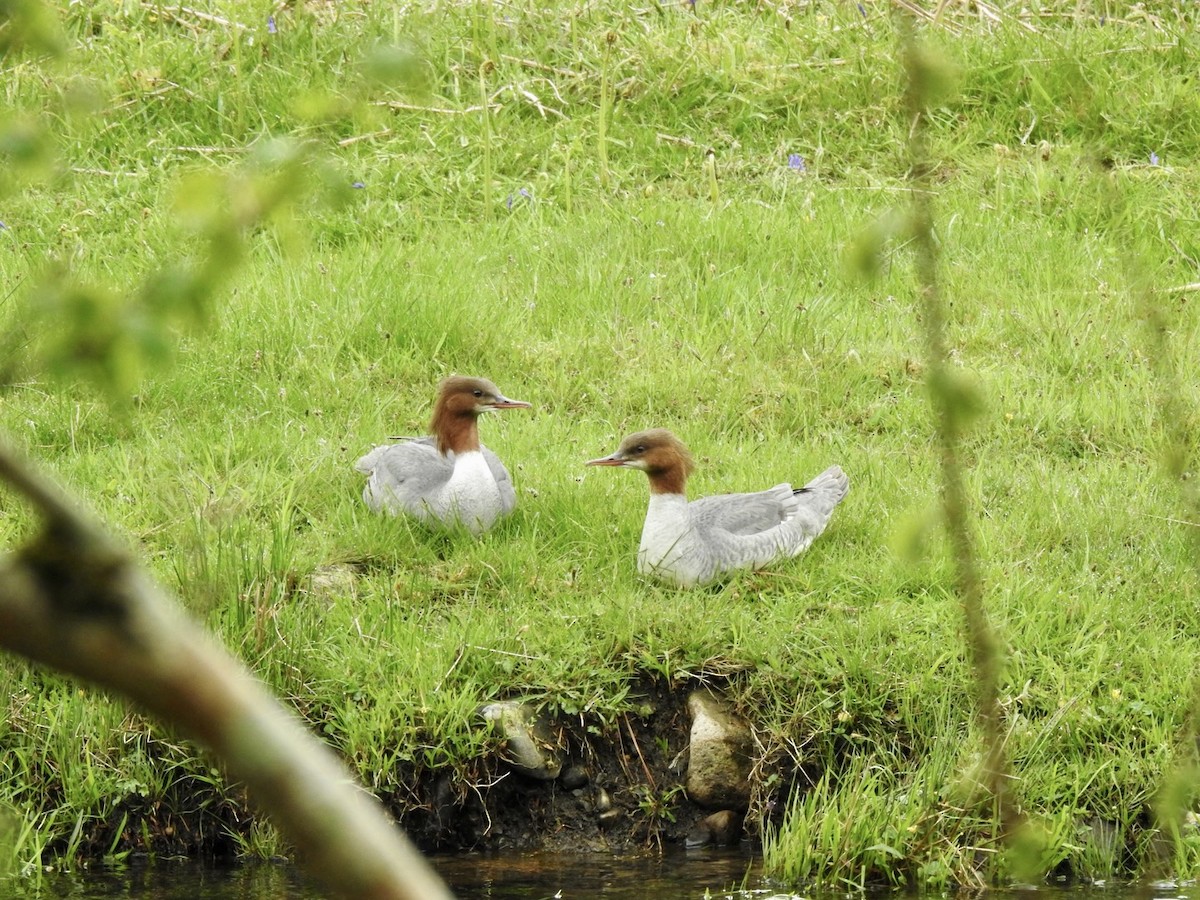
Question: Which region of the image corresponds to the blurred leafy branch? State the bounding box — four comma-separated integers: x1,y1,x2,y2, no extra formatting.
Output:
0,1,389,402
4,139,356,398
1,132,348,400
897,27,1023,860
1130,165,1200,875
847,14,1024,874
0,0,65,57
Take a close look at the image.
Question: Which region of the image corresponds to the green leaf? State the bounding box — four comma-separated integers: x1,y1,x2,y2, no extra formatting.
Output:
890,505,940,564
845,208,908,280
361,41,427,92
0,115,55,193
927,367,987,429
904,43,960,111
0,0,66,57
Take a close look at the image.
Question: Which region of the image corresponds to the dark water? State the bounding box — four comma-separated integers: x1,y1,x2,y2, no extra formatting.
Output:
437,848,763,898
0,849,759,899
2,852,1196,900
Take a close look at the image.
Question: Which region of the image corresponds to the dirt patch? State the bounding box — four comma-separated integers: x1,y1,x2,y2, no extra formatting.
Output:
395,679,789,855
56,679,795,863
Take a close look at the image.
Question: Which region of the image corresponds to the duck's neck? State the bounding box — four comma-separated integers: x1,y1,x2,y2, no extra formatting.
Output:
646,466,687,496
432,408,481,455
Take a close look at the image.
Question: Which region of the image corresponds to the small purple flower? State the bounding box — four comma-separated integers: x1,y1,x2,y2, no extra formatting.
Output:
686,0,696,9
267,15,277,34
788,153,806,173
0,221,7,230
857,2,867,17
506,193,514,210
519,188,532,200
1149,151,1160,166
352,181,365,189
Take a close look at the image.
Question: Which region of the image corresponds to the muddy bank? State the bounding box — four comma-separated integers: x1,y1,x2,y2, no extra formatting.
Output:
47,677,790,865
397,679,786,855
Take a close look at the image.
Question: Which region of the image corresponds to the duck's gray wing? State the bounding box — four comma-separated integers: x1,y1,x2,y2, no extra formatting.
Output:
355,437,453,516
685,486,804,573
688,485,798,536
480,444,517,515
688,466,849,569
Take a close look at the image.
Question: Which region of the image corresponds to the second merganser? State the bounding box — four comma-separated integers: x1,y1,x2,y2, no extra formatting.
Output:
356,376,531,535
586,429,849,587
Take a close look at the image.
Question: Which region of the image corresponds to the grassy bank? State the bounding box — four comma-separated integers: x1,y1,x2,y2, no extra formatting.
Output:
2,0,1200,888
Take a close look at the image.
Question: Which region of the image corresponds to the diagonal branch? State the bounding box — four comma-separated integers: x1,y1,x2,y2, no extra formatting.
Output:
0,436,454,900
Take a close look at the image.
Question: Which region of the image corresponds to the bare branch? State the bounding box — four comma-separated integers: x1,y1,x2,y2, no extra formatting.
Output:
0,437,454,900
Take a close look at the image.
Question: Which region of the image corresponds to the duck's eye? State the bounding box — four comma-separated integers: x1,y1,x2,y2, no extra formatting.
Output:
634,445,646,454
473,389,483,398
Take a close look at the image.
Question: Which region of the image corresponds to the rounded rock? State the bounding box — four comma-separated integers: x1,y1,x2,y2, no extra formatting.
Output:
479,700,564,780
559,764,590,791
685,689,752,811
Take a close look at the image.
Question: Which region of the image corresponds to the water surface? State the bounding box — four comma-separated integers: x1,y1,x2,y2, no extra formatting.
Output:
3,850,757,899
4,852,1196,900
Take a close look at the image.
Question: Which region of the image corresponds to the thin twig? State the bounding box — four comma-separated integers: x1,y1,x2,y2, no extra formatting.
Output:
891,0,962,33
175,145,248,155
499,54,584,80
434,645,466,693
338,128,393,147
466,644,543,661
69,167,145,178
656,132,700,148
623,714,656,790
1143,513,1200,529
491,84,566,119
107,84,189,114
756,59,848,71
611,715,637,784
149,4,249,31
1161,282,1200,294
374,100,499,115
979,0,1039,33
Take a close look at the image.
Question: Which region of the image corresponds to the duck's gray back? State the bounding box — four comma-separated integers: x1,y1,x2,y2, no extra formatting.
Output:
356,437,517,518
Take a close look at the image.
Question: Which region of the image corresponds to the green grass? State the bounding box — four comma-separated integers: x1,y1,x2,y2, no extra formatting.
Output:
3,0,1200,888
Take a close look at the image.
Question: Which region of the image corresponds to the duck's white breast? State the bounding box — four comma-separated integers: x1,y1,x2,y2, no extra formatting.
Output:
438,451,506,534
637,494,711,587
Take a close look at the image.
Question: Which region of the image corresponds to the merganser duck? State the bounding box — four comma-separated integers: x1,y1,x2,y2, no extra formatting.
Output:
586,429,848,587
356,376,531,535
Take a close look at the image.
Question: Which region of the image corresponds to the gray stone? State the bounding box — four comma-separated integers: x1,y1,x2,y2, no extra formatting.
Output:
593,786,613,813
685,689,752,811
559,764,589,791
479,700,564,780
685,810,743,848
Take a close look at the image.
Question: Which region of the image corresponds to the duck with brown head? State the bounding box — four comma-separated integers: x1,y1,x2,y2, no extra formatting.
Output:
587,429,848,587
356,376,531,535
